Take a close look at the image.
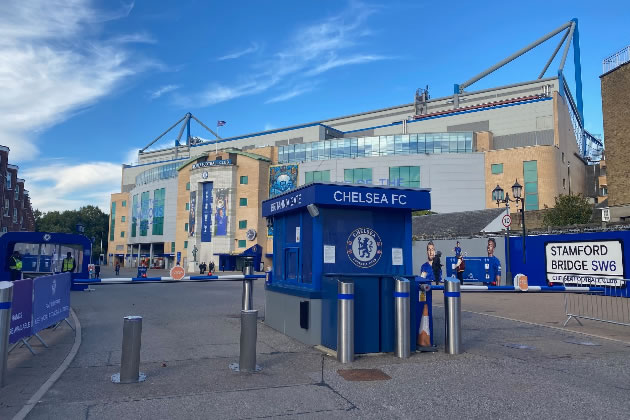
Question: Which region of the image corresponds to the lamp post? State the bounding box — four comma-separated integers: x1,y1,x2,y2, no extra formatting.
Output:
492,184,512,285
492,180,526,269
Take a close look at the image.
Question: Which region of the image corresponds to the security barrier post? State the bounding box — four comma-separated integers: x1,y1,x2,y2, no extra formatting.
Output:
394,277,410,358
444,277,462,354
242,264,254,311
112,315,146,383
0,282,14,387
337,280,354,363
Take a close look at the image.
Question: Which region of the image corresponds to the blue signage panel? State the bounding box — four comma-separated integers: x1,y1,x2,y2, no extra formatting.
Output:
262,183,431,217
9,279,33,344
189,191,196,236
201,182,213,242
33,273,71,333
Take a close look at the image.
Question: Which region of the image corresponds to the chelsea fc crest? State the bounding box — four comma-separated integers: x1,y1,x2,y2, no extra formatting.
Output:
346,227,382,268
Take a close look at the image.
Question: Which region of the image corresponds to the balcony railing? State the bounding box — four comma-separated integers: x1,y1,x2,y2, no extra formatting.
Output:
603,46,630,74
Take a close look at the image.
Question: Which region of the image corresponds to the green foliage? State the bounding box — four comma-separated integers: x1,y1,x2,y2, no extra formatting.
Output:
35,205,110,261
413,210,437,216
543,194,592,227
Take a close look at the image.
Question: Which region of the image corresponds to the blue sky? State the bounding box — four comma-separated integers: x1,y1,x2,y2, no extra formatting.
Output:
3,0,628,212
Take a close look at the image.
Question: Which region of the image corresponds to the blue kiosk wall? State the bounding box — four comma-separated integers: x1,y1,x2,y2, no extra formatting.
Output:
262,183,431,353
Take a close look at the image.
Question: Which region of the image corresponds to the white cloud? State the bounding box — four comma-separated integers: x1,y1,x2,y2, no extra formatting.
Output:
0,0,155,164
264,123,276,131
124,148,141,165
190,2,389,107
265,85,315,104
23,162,122,212
149,84,180,99
217,43,259,61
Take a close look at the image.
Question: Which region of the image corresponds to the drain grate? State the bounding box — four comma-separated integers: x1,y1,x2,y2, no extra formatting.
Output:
337,369,391,381
503,343,535,350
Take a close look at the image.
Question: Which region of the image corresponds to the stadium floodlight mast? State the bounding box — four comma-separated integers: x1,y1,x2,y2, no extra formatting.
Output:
492,180,527,268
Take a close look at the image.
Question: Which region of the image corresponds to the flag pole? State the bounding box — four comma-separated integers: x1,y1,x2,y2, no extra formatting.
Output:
216,123,219,155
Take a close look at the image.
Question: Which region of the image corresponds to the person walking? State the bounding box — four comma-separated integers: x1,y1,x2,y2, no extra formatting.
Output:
199,262,205,275
8,250,22,281
61,252,75,273
115,262,120,276
95,264,101,279
209,261,215,274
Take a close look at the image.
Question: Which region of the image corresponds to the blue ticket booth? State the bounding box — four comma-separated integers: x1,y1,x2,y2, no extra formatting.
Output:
262,183,431,354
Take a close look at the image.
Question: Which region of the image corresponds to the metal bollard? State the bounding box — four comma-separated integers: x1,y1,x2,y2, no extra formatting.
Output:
242,265,254,311
112,316,146,383
394,277,410,358
0,282,14,387
444,277,462,355
229,309,261,372
337,280,354,363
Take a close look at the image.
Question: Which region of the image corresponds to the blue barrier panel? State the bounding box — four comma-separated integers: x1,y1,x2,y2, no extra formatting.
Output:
445,257,499,284
9,279,33,344
32,273,71,333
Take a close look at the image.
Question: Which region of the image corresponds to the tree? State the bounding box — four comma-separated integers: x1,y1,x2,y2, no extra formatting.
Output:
543,194,592,227
35,205,110,262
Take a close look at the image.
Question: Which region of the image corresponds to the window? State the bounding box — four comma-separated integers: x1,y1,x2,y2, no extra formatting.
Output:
15,185,19,200
239,220,247,229
13,208,17,223
304,170,330,184
120,231,125,238
239,198,248,206
171,242,175,252
184,241,188,249
185,202,189,210
6,173,11,190
563,178,566,189
186,182,190,191
121,216,126,222
140,191,149,236
185,223,189,231
152,188,165,235
389,166,420,187
600,187,608,196
122,200,126,207
240,176,248,184
238,239,247,248
491,164,503,174
523,160,539,210
344,168,372,184
1,227,6,233
110,202,116,241
131,194,138,237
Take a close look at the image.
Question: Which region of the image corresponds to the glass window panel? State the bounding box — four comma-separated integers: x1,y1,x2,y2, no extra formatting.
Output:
386,135,395,156
313,171,322,182
344,169,353,183
344,139,351,158
358,138,365,157
305,143,312,162
466,133,473,152
409,166,420,187
350,138,358,157
322,170,330,182
363,168,373,184
409,134,417,154
458,133,466,152
394,135,403,154
389,167,399,185
491,164,503,174
324,141,330,160
288,144,295,162
449,134,458,153
425,134,433,153
305,171,313,184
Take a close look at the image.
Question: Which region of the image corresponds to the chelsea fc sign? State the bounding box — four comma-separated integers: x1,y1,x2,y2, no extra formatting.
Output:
347,227,382,268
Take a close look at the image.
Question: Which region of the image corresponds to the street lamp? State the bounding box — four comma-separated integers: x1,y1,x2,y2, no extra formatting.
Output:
493,179,527,267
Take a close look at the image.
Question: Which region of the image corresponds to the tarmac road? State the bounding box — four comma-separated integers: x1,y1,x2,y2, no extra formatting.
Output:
14,279,630,419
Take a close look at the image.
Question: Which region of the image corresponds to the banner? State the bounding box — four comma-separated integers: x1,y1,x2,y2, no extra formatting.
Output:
545,240,625,286
201,182,213,242
189,191,196,237
33,273,71,334
9,279,33,344
214,188,229,236
269,164,298,197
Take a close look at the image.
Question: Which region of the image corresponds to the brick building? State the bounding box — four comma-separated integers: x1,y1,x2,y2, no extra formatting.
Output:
601,45,630,221
0,145,35,233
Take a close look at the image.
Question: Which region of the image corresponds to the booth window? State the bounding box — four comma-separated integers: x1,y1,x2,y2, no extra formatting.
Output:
239,198,248,206
285,248,299,281
491,163,503,174
238,239,246,248
389,166,420,187
184,241,188,249
240,176,248,184
239,220,247,229
110,202,116,241
344,168,372,184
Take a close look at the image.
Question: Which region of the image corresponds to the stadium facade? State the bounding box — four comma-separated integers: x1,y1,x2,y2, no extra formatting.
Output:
108,20,602,272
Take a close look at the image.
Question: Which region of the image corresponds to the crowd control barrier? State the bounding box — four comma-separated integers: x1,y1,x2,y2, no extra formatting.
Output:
563,279,630,327
1,282,13,387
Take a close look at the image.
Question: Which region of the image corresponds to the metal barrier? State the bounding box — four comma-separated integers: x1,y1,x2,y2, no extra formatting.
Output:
0,282,13,387
112,316,146,384
563,279,630,327
444,278,461,355
337,280,354,363
229,309,261,372
394,277,410,358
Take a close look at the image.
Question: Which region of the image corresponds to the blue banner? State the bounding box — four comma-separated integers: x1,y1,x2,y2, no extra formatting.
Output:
33,273,71,333
9,279,33,344
201,182,213,242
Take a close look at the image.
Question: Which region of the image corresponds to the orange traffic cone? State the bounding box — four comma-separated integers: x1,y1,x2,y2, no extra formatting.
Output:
417,303,431,347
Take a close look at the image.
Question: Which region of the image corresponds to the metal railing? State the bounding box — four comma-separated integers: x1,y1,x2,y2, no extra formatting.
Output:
563,279,630,327
603,46,630,74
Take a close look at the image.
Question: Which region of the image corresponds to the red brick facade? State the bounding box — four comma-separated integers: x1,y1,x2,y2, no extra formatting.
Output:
0,146,35,233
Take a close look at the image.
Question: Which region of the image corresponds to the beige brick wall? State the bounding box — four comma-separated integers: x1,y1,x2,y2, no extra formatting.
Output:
601,63,630,207
174,168,191,265
474,131,493,152
107,192,129,266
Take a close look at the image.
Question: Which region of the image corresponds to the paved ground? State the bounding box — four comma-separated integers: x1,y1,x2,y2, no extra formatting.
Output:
2,279,630,419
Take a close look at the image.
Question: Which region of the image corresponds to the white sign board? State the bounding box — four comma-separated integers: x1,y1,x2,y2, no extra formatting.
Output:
295,227,300,243
324,245,335,264
545,240,624,286
392,248,403,266
502,214,511,228
602,208,610,222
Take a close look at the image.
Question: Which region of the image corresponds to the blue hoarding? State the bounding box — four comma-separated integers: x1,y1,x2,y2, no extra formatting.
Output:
9,279,33,344
201,182,213,242
33,273,71,333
